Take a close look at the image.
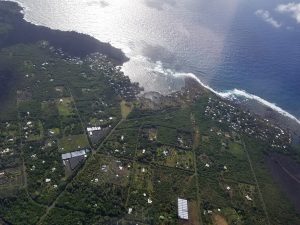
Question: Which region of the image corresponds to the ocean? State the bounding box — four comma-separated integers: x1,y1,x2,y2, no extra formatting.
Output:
5,0,300,123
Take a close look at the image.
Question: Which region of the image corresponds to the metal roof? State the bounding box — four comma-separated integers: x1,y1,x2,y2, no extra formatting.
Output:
71,149,86,158
62,149,87,160
178,198,189,220
61,153,71,160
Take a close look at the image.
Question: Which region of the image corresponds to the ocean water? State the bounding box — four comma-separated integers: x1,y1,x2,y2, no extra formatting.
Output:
5,0,300,122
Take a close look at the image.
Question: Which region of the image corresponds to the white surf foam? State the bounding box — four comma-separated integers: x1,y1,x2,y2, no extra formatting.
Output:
150,61,300,125
217,88,300,124
180,73,300,125
5,0,300,126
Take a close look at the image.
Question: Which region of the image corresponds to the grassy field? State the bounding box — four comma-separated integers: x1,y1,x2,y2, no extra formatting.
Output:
156,146,194,171
55,97,74,116
77,154,131,187
100,128,139,158
48,127,60,136
58,134,89,152
28,120,44,141
0,2,299,224
0,167,23,197
212,213,228,225
121,100,133,119
228,142,245,159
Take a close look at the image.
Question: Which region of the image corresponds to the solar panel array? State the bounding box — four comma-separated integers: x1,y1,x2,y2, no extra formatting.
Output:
178,198,189,220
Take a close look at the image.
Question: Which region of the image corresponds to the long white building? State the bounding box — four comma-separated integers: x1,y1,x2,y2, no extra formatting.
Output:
178,198,189,220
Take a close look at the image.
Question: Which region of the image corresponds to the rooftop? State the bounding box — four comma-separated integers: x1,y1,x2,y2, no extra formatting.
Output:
178,198,189,220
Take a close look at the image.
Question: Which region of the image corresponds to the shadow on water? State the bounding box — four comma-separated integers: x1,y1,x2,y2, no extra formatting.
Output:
266,152,300,213
0,1,128,105
0,1,128,64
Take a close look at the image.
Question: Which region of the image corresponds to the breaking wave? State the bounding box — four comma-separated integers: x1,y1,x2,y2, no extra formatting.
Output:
7,0,300,126
180,73,300,125
150,60,300,126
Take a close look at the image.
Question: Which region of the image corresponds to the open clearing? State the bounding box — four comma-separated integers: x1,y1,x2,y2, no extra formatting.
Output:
58,134,89,152
212,213,228,225
56,97,74,116
121,101,133,119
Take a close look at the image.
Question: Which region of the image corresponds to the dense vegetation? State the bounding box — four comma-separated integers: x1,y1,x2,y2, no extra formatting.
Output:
0,1,299,225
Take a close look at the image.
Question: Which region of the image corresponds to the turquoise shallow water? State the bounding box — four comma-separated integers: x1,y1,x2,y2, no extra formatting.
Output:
7,0,300,120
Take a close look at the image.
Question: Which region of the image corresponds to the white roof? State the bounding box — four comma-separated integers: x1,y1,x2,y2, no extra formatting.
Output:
62,149,87,160
87,127,101,132
178,198,189,220
61,153,71,160
71,149,86,158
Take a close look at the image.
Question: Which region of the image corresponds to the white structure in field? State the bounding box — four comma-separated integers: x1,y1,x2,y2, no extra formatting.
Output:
87,127,101,132
61,149,89,161
178,198,189,220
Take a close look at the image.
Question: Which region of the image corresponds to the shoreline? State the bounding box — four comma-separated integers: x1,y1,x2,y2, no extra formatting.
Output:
149,61,300,128
177,72,300,127
6,0,300,132
0,0,128,65
152,65,300,143
0,1,300,222
3,0,300,139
